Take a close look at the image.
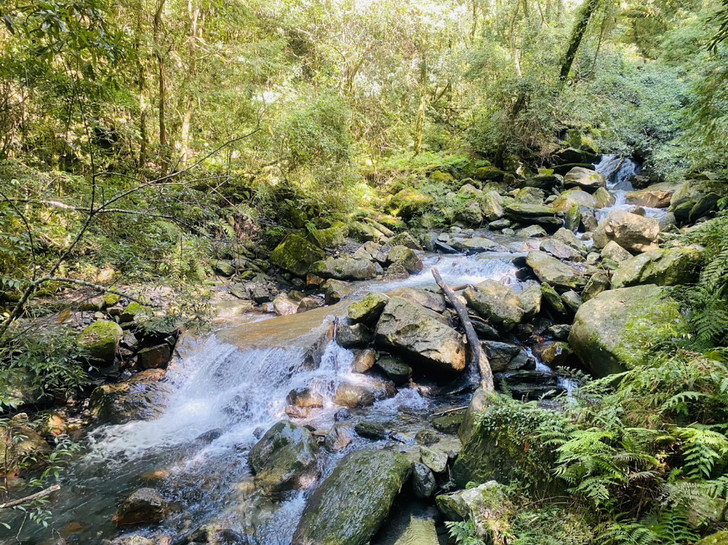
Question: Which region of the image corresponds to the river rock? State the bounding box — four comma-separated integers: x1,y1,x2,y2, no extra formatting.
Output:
553,227,587,253
0,414,51,472
137,343,172,370
569,284,684,377
594,187,616,208
413,462,437,498
481,191,504,221
273,293,300,316
389,231,423,250
78,320,123,366
292,449,411,545
436,481,499,521
526,251,582,288
287,387,324,409
517,225,547,238
336,322,372,348
463,281,524,331
462,236,499,252
387,245,424,274
270,234,325,276
322,279,352,304
324,422,355,452
388,287,446,313
375,355,413,385
348,293,389,325
355,421,388,440
352,348,377,373
112,488,168,527
582,270,610,301
518,284,542,319
540,238,583,261
394,516,439,545
626,183,677,208
89,369,169,424
0,369,43,409
249,421,320,494
458,388,494,444
552,188,597,211
334,382,376,408
541,341,575,366
504,202,558,222
540,283,569,317
375,297,466,373
457,201,484,225
601,240,632,263
669,180,724,223
563,167,606,193
310,257,377,281
482,341,534,373
593,210,660,253
421,446,449,473
612,246,703,288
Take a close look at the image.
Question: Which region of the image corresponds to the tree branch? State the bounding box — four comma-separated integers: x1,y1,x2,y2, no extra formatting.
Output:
0,484,60,509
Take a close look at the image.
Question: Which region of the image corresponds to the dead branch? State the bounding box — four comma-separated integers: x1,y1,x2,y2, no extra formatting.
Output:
0,484,60,509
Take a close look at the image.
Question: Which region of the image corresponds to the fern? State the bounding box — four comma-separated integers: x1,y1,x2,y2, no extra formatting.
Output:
595,521,658,545
652,505,700,545
677,425,728,478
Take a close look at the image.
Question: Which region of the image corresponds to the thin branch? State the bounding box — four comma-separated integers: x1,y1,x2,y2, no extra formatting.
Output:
0,484,60,509
45,278,159,307
0,188,37,281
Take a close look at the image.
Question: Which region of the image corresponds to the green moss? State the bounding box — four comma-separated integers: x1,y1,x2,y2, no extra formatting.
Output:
77,320,123,365
309,221,349,249
270,234,325,276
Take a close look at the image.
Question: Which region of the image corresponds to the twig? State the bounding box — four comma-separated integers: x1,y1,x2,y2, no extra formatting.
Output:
0,484,60,509
45,278,159,308
432,267,494,392
432,406,468,417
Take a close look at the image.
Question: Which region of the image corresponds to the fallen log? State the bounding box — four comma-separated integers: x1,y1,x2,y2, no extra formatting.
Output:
432,267,494,392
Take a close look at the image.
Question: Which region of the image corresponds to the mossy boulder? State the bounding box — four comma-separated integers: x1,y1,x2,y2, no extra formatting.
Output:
481,190,504,221
78,320,123,366
463,281,524,331
474,166,505,181
552,188,597,211
697,532,728,545
248,420,320,494
270,234,326,277
387,245,424,274
310,256,378,281
569,284,684,377
375,297,466,373
309,221,349,249
670,180,725,224
612,246,703,288
375,355,413,385
389,188,433,219
120,301,148,323
292,449,411,545
348,292,389,325
563,167,606,193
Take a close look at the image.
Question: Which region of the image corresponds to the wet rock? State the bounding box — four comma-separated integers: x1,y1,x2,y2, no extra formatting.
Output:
415,429,440,446
413,463,437,498
375,297,466,374
462,236,499,252
336,322,373,348
540,283,569,317
348,293,389,325
352,348,377,373
324,422,355,451
322,279,353,304
248,420,320,493
563,166,606,193
463,280,524,331
182,524,247,545
111,536,157,545
270,234,325,276
292,449,411,545
393,516,439,545
569,284,684,377
89,369,169,424
388,287,446,313
482,341,534,373
334,382,376,408
389,232,423,250
518,284,542,319
1,414,51,471
310,256,377,281
548,324,571,340
526,251,582,288
297,296,325,312
387,245,424,274
112,488,168,527
273,293,300,316
593,210,660,253
375,355,413,385
517,225,547,238
78,320,123,366
287,388,324,409
137,343,172,370
355,421,388,440
541,342,575,367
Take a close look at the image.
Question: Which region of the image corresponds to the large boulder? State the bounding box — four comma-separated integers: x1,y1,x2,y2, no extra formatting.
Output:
569,284,684,377
563,167,606,193
310,257,377,281
593,210,660,253
552,188,596,211
270,234,326,276
669,180,725,224
78,320,123,366
112,488,168,527
309,221,349,249
292,449,411,545
89,369,170,424
481,191,504,221
387,245,424,274
389,188,433,219
626,183,678,208
348,292,389,325
248,421,320,494
526,251,582,288
375,297,467,373
612,246,703,288
463,281,524,331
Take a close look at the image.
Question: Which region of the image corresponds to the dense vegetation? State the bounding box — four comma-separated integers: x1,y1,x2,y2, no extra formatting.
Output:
1,0,728,543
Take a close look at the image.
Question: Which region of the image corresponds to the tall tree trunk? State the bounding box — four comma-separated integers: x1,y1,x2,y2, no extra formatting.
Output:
179,0,200,168
153,0,168,175
135,0,148,169
558,0,600,84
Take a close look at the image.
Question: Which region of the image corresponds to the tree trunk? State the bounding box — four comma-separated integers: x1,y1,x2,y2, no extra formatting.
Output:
153,0,169,175
558,0,600,84
135,0,148,169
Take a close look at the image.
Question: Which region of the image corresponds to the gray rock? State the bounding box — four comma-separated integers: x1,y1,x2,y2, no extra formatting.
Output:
563,167,606,193
526,251,582,288
112,488,168,527
593,210,660,253
413,463,437,498
311,257,378,281
463,280,525,331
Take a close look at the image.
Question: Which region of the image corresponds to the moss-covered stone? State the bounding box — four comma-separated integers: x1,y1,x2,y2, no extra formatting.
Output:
348,293,389,325
526,251,582,288
310,256,378,280
569,284,684,377
697,532,728,545
89,369,169,424
78,320,123,366
389,188,433,219
387,245,424,274
104,291,121,307
474,166,505,182
292,449,411,545
270,234,326,277
120,301,147,323
309,221,349,249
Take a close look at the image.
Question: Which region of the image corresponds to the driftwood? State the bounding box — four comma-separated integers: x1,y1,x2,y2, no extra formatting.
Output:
432,406,469,417
432,267,494,392
0,484,60,509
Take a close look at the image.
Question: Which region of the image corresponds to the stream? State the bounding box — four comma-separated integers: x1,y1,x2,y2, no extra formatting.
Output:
7,156,644,545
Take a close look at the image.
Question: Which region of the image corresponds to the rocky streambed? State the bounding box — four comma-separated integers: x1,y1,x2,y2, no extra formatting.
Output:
3,155,722,545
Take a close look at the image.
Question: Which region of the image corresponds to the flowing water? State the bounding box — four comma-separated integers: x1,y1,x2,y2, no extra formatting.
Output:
6,162,644,543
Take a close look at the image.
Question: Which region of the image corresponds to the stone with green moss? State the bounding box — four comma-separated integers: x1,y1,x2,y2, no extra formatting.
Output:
389,188,433,220
78,320,123,365
348,292,389,325
120,301,147,323
429,170,455,184
474,166,505,182
387,245,424,274
697,532,728,545
569,284,684,377
104,291,121,307
270,234,325,277
310,256,377,281
292,449,411,545
309,221,349,249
